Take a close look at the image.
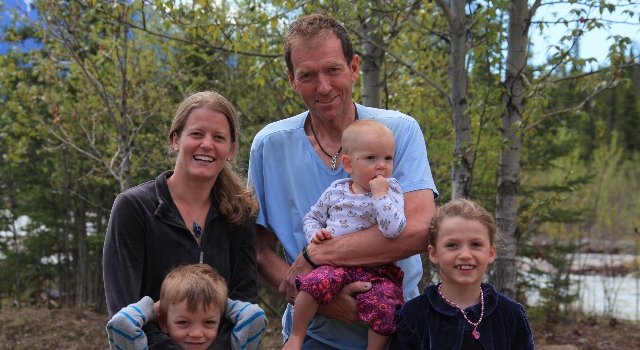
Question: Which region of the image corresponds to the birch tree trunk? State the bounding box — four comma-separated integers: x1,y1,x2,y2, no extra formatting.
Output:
491,0,540,297
360,1,384,108
437,0,472,199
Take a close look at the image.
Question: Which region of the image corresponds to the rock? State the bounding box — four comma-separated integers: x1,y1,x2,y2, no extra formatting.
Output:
538,345,579,350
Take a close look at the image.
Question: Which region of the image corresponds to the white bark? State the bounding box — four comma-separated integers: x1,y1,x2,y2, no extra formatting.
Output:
492,0,539,297
361,1,384,108
437,0,473,199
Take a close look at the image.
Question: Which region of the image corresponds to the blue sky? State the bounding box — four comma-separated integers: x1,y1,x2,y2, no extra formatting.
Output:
529,1,639,67
0,0,38,54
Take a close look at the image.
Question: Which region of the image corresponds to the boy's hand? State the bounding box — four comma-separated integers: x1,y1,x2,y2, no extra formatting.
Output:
311,228,333,244
152,300,160,321
369,175,389,198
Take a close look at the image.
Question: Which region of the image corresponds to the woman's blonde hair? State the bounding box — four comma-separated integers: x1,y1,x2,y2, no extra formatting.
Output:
168,91,258,225
428,198,496,247
158,264,228,322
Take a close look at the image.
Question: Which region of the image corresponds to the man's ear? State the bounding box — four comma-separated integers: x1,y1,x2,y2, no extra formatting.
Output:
342,154,352,174
287,69,297,92
349,54,360,82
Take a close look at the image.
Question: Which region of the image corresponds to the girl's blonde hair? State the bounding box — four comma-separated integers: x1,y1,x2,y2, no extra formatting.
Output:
158,264,228,322
168,91,258,225
428,198,496,247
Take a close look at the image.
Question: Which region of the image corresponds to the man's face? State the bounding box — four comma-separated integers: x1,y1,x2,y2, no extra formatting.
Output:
287,30,359,123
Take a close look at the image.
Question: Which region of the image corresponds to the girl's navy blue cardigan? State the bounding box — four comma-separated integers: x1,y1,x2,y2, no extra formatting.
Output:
388,283,535,349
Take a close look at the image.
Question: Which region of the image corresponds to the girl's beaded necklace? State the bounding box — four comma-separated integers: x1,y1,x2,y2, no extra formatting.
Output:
437,284,484,340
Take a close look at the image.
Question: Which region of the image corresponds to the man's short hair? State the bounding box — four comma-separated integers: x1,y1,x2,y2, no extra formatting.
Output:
284,13,354,74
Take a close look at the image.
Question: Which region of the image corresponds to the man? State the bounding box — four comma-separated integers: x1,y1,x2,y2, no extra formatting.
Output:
248,13,438,349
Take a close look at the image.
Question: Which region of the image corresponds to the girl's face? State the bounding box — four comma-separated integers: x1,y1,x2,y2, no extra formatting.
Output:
428,216,496,288
342,131,394,193
162,300,221,350
172,108,235,183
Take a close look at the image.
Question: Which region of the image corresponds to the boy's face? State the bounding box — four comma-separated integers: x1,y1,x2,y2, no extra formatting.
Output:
428,216,496,288
342,131,394,193
162,300,222,350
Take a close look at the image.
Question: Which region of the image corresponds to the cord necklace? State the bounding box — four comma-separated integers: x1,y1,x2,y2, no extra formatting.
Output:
308,108,358,171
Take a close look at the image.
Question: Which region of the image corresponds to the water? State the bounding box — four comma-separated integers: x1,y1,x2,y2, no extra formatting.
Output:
524,253,640,321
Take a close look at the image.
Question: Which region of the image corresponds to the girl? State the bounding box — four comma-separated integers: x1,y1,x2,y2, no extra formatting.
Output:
389,199,534,349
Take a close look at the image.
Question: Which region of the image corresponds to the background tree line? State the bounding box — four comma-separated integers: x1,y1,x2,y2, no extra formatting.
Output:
0,0,638,325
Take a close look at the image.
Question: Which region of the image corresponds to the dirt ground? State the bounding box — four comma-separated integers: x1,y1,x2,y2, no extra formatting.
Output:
0,306,638,349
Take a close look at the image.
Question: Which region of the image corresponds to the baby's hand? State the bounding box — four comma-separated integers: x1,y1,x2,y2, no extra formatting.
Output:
369,175,389,198
311,228,333,244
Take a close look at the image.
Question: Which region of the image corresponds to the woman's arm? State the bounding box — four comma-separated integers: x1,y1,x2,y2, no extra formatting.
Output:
227,221,259,303
103,193,147,317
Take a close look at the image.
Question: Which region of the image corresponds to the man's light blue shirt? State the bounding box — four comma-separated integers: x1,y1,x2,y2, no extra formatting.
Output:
248,104,438,349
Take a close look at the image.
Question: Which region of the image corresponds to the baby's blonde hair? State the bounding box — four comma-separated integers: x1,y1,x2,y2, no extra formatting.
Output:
158,264,228,322
341,120,394,155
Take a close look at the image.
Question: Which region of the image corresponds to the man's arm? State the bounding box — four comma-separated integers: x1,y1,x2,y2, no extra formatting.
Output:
255,225,301,297
307,189,435,266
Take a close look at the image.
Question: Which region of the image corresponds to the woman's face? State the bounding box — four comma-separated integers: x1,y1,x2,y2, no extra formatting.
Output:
172,108,235,183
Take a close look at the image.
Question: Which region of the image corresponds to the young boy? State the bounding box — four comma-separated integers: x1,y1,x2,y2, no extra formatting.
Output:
284,120,405,350
389,199,534,349
106,264,267,350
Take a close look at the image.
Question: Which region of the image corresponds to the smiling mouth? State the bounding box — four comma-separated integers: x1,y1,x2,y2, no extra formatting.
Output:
316,95,338,104
455,264,476,271
194,155,214,162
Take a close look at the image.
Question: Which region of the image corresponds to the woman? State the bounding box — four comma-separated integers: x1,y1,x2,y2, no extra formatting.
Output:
103,91,258,349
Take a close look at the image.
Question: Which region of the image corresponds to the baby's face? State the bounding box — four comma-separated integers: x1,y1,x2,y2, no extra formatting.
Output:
345,131,395,192
163,300,222,350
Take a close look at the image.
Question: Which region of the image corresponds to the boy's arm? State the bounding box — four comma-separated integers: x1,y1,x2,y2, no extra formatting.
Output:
226,298,268,350
106,296,155,350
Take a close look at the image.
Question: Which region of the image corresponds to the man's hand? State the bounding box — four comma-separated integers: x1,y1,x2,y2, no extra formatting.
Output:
279,254,314,303
311,228,333,244
317,281,371,323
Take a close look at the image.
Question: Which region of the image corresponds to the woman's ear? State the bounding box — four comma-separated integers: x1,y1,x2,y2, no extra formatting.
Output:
171,132,179,151
227,141,236,160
